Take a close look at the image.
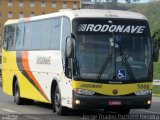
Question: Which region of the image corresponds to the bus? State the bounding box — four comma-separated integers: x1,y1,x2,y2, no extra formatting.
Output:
2,9,159,115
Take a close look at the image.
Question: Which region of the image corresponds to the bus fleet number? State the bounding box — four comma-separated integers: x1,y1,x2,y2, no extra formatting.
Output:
137,84,150,89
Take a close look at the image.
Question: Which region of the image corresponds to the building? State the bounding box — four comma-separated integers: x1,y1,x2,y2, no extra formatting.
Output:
81,0,95,9
80,0,113,9
0,0,80,48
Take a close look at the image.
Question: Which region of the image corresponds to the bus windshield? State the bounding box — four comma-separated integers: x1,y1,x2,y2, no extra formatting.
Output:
72,18,152,81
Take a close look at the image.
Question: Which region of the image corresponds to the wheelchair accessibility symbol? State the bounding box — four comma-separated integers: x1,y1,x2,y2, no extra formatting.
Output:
116,69,126,79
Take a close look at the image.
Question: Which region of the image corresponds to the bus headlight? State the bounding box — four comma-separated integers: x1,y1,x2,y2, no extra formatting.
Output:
73,89,95,96
135,90,152,96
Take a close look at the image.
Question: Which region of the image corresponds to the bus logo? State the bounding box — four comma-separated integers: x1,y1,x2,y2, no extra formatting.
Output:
116,69,126,79
112,89,118,95
78,24,146,34
78,24,87,31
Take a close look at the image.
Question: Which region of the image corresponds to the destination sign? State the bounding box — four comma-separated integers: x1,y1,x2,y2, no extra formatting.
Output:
78,24,145,34
73,19,149,35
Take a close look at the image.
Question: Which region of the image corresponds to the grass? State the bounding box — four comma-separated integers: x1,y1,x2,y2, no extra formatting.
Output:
154,62,160,80
154,53,160,80
128,2,160,80
96,1,160,80
128,1,160,34
152,85,160,97
96,1,160,34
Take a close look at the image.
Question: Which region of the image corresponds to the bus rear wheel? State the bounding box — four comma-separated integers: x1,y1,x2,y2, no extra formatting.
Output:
54,86,67,115
14,81,24,105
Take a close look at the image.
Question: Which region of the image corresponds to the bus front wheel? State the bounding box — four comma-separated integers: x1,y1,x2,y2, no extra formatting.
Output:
14,81,24,105
54,86,67,115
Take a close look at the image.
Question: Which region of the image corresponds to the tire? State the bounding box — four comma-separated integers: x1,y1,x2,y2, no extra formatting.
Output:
54,86,68,115
14,81,24,105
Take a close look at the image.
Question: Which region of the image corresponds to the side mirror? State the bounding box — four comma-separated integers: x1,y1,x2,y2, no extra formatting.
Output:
66,36,74,58
153,40,159,62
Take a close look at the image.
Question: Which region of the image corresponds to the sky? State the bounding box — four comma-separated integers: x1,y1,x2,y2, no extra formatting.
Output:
92,0,151,3
118,0,150,3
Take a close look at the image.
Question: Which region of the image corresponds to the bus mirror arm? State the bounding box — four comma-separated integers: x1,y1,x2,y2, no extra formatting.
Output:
153,39,159,62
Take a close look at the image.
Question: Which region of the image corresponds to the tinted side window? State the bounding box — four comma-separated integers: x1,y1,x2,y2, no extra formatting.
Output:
3,18,62,51
50,18,61,50
61,17,71,56
4,25,16,50
39,19,51,49
31,20,52,50
30,18,61,50
31,21,41,49
24,22,32,50
15,22,24,50
3,26,8,50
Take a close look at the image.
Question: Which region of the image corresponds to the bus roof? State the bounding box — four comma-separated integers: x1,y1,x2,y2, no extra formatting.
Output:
4,9,148,25
62,9,147,20
4,19,19,25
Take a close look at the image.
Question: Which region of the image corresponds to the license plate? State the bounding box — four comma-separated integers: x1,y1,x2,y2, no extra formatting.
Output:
108,100,122,106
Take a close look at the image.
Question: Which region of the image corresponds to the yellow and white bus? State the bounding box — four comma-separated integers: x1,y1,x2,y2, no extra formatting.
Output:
2,9,159,115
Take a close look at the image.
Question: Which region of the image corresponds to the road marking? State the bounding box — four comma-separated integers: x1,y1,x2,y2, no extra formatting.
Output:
138,110,160,114
24,115,41,120
1,109,17,113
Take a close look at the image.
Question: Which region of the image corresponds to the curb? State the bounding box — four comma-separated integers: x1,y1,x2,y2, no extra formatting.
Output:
153,94,160,97
153,80,160,85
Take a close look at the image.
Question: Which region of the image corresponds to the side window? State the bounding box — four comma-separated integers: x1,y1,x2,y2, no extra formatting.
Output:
15,22,24,50
24,22,32,50
31,21,41,49
50,18,61,50
3,25,16,50
31,19,52,50
40,19,51,49
61,17,71,56
3,27,8,50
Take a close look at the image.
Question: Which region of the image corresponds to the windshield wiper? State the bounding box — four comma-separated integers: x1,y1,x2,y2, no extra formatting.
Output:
74,57,81,78
121,53,136,81
96,54,112,81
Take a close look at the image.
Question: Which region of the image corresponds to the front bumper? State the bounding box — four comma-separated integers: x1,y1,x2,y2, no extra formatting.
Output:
73,93,152,110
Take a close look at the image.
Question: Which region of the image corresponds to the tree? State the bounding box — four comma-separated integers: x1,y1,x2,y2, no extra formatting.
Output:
132,0,140,3
125,0,132,4
152,29,160,46
94,0,118,9
112,0,118,3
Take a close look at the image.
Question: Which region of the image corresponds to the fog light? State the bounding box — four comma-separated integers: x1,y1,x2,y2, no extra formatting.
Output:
147,100,151,105
75,100,80,105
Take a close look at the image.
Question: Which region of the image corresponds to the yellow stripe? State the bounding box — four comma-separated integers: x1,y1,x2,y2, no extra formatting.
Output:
72,80,153,96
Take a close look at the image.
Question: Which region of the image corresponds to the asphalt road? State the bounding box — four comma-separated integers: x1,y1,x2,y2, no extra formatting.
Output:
0,79,160,120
